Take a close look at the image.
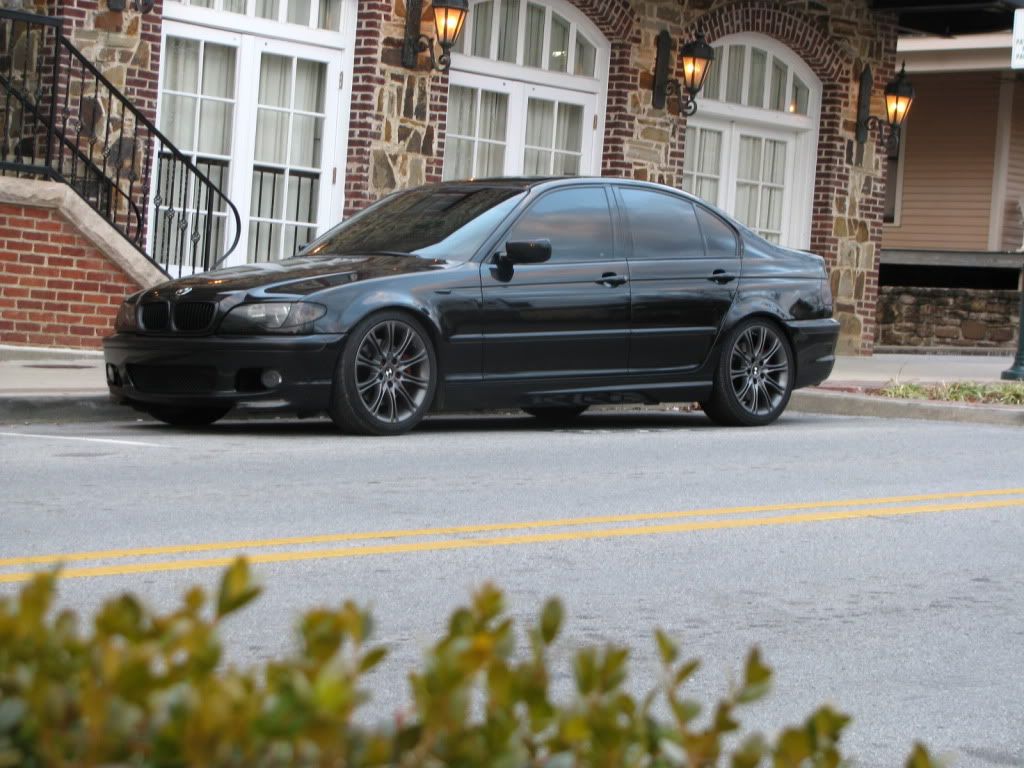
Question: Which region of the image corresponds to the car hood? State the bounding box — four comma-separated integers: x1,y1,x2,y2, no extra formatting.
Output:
142,253,453,300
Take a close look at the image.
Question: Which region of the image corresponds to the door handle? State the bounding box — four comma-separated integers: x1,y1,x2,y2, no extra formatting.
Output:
597,272,628,287
708,269,737,284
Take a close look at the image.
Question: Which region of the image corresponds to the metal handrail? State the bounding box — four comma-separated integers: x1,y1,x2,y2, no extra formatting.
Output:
0,9,242,277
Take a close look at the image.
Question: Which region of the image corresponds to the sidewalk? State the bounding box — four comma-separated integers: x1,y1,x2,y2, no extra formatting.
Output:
0,343,1020,425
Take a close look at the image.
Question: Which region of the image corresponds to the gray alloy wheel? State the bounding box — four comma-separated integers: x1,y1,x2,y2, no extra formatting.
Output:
701,318,794,427
329,311,437,436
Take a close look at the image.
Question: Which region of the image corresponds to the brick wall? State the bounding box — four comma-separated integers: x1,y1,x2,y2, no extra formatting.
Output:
0,203,142,349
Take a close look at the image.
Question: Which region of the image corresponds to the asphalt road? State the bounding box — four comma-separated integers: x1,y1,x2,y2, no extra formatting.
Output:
1,409,1022,767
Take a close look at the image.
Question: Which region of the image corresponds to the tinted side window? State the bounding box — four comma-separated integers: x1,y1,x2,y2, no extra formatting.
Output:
696,206,739,259
506,187,614,263
619,189,704,260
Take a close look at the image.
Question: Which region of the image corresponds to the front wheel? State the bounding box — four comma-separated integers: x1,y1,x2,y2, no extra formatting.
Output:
701,319,794,427
145,405,231,427
329,312,438,436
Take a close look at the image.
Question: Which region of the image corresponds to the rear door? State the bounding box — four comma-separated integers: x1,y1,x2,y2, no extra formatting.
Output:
479,185,630,380
616,187,740,372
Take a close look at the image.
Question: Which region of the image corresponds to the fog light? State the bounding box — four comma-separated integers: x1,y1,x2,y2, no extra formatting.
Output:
105,364,121,386
260,369,283,388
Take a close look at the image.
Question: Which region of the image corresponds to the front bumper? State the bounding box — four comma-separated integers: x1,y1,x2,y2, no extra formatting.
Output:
786,318,840,389
103,333,345,413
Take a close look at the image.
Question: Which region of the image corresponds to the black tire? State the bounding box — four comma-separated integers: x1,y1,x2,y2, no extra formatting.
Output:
145,405,231,427
701,318,794,427
522,405,588,422
329,311,438,436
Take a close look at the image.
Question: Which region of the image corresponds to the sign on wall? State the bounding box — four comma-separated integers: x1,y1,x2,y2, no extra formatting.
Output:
1013,8,1024,69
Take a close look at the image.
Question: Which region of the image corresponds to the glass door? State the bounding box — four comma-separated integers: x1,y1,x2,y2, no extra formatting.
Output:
247,47,331,262
157,22,344,268
155,27,240,272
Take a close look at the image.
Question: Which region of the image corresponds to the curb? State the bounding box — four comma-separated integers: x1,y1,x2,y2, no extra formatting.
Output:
789,389,1024,426
0,395,132,424
2,390,1021,427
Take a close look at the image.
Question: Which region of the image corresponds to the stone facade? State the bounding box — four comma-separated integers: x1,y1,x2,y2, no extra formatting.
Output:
877,286,1020,350
346,0,897,354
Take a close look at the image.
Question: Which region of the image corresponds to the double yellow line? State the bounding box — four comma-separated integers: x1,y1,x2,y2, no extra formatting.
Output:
1,488,1021,584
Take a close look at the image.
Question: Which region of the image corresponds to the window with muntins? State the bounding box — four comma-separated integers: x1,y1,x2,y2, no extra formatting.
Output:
174,0,343,31
452,0,598,77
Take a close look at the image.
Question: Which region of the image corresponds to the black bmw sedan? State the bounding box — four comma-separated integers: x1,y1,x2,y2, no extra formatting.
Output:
104,177,839,434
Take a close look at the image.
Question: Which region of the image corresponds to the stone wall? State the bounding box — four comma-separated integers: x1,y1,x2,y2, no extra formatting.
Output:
345,0,897,354
876,286,1020,349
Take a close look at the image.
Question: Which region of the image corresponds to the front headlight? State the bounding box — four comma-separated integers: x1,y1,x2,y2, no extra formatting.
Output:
114,300,138,332
219,302,327,334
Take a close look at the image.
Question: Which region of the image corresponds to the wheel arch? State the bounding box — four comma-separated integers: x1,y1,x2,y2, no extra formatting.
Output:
338,299,447,409
718,303,799,382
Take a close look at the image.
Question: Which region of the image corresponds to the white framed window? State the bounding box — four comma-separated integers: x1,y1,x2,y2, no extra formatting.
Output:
683,33,820,248
443,0,608,180
155,2,356,270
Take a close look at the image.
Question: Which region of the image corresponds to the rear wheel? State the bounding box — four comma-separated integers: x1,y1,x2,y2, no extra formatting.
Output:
701,318,793,427
522,405,588,423
329,311,437,436
145,405,231,427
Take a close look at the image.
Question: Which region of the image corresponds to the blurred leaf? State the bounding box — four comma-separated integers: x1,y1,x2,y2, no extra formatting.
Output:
360,646,388,673
216,557,262,619
540,598,563,645
738,647,772,703
655,629,678,665
905,742,941,768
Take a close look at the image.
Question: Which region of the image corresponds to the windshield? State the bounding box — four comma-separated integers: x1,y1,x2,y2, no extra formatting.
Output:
302,186,527,262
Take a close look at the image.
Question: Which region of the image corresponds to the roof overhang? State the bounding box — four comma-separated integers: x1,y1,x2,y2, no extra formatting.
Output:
897,31,1012,72
871,0,1024,36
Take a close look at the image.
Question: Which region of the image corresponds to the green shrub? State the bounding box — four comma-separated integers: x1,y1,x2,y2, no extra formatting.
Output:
0,559,939,767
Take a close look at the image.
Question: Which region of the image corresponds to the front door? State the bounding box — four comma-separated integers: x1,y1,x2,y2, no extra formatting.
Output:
480,185,629,381
155,21,345,273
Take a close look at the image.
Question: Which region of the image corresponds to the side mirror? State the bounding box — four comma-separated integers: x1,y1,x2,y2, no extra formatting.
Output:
503,239,552,265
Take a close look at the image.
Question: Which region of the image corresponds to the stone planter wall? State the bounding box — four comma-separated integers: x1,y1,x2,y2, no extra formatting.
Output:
876,286,1020,349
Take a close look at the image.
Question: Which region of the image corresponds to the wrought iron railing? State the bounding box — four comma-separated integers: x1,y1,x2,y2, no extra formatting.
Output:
0,10,240,277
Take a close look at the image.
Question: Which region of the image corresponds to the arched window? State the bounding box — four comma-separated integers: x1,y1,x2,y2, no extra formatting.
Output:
443,0,609,180
682,33,821,247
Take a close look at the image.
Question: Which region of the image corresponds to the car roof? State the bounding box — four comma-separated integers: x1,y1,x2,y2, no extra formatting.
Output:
433,175,699,200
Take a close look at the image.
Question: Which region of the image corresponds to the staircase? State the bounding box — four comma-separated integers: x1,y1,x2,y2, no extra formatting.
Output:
0,10,240,278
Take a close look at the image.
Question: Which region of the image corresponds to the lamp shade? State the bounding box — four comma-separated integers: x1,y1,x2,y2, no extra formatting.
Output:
679,32,715,96
884,63,914,130
432,0,469,48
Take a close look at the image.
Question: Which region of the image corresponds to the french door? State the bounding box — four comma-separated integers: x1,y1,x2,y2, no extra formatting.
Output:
443,71,597,179
683,118,799,246
157,21,345,269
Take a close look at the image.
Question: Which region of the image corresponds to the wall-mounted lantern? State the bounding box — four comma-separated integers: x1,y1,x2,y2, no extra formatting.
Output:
402,0,469,73
652,30,715,116
856,63,914,152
